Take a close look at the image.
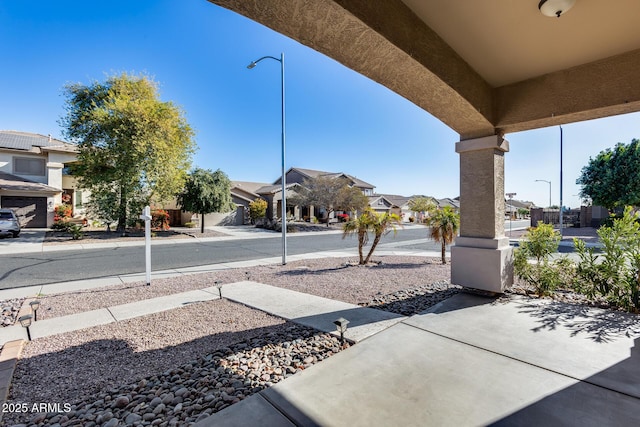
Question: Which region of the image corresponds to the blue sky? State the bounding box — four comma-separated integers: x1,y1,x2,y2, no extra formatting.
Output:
1,0,637,209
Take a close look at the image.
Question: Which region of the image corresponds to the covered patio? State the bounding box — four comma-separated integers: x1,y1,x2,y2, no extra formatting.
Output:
209,0,640,293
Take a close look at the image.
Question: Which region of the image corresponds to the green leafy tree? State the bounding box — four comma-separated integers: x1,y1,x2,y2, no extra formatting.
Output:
61,72,196,233
342,208,402,265
426,206,460,264
249,198,268,224
408,196,436,222
336,185,369,215
289,176,350,227
177,168,234,233
577,139,640,210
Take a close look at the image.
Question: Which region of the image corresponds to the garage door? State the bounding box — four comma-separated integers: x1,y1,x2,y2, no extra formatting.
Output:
1,196,47,228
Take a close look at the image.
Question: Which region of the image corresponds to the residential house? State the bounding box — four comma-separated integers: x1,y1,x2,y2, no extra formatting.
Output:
505,199,536,219
0,131,80,227
368,194,414,221
272,167,376,221
164,180,273,227
436,197,460,211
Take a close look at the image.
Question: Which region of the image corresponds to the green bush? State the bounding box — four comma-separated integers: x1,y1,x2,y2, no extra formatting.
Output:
184,221,196,228
249,199,267,224
573,206,640,312
513,223,567,296
69,224,84,240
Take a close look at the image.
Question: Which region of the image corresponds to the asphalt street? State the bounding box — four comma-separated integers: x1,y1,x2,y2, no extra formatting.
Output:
0,227,437,289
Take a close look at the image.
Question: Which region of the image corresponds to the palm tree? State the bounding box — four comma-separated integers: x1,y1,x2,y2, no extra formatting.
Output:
365,211,402,264
427,206,460,264
342,209,373,264
342,208,402,265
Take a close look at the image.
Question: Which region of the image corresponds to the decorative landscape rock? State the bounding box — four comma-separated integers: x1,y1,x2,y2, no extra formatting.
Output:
1,298,25,327
8,325,347,426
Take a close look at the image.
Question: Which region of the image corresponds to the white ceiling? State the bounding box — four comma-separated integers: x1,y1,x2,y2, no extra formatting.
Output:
402,0,640,87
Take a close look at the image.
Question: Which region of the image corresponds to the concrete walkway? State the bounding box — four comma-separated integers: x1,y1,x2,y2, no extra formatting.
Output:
196,293,640,427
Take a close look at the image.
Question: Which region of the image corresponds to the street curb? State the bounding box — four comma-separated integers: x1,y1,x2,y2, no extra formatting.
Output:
0,339,25,424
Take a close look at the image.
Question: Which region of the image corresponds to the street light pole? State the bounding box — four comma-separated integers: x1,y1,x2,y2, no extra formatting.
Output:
506,192,516,236
248,53,287,265
535,179,552,224
559,125,564,236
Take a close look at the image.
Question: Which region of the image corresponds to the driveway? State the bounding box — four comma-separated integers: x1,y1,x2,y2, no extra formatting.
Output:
0,228,46,254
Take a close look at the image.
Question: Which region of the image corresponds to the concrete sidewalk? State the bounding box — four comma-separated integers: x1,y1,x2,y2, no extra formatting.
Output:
0,278,406,346
197,293,640,427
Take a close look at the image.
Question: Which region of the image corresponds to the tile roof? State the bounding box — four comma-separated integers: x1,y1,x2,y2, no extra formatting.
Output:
0,171,60,193
0,130,76,153
287,167,375,189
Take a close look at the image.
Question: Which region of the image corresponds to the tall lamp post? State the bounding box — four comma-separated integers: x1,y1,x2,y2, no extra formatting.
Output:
248,53,287,265
535,179,552,224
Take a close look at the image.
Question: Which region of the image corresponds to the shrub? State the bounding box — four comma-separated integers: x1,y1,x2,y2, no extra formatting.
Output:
69,224,84,240
573,206,640,312
249,199,268,224
513,223,566,296
151,209,170,231
54,204,73,219
51,220,71,231
184,221,196,228
337,213,350,222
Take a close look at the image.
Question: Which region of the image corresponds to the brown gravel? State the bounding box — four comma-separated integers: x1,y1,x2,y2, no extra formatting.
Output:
36,256,451,320
10,299,287,407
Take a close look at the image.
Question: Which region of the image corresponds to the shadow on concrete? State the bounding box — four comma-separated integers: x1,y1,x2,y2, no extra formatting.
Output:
491,336,640,426
516,299,640,343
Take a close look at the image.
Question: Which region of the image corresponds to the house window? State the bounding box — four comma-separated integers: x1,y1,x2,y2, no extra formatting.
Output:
75,191,83,208
14,157,46,176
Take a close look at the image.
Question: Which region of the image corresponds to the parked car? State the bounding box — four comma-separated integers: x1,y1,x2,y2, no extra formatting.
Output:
0,208,21,238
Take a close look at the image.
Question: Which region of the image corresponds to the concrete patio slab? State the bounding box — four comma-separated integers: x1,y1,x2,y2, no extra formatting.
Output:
407,293,640,398
194,394,295,427
222,281,404,342
202,293,640,426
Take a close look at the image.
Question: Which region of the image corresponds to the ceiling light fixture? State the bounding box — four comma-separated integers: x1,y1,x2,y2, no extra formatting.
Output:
538,0,576,17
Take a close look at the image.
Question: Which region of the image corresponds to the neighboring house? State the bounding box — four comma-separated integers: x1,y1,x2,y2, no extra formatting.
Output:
368,194,414,221
164,180,273,227
0,131,80,227
505,199,536,218
272,167,376,222
436,198,460,211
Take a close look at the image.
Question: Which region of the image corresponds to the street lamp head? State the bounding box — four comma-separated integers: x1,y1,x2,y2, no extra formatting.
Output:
247,62,257,70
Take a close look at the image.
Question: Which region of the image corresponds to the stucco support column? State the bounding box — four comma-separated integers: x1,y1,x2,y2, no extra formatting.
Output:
451,135,513,293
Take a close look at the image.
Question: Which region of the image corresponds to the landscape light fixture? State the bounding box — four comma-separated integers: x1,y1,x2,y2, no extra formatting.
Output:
333,317,349,345
538,0,576,17
215,281,222,298
18,314,33,341
29,300,41,321
247,53,288,265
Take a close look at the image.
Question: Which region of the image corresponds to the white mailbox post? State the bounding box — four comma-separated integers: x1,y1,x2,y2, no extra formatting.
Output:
139,205,152,286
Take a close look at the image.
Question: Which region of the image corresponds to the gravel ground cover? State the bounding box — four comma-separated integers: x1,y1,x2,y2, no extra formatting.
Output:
4,255,456,426
1,298,24,327
35,256,453,321
6,299,348,426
